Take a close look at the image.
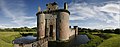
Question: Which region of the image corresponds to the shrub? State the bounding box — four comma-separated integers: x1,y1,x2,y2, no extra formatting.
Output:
102,33,112,39
79,34,103,47
114,29,120,34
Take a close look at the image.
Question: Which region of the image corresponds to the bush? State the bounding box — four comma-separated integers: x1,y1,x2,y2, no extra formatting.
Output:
114,29,120,34
78,32,86,35
79,34,103,47
101,33,112,39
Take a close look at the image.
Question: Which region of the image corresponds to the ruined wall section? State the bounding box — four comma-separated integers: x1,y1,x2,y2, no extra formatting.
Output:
33,37,48,47
74,26,78,36
69,28,75,37
14,44,33,47
69,26,79,37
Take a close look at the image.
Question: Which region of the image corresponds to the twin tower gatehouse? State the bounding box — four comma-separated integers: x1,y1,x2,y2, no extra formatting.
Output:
36,2,78,42
13,2,78,47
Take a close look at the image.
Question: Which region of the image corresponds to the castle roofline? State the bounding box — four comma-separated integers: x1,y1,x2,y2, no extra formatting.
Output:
46,2,58,6
36,9,70,16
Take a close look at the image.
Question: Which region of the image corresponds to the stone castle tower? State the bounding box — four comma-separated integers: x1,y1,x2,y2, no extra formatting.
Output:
36,2,70,41
36,2,78,42
13,2,78,47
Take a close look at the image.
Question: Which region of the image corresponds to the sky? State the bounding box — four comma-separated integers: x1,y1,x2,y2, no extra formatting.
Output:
0,0,120,29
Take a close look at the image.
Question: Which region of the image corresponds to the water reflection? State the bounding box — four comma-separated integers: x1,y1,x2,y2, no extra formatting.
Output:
13,36,37,44
49,35,90,47
13,35,89,47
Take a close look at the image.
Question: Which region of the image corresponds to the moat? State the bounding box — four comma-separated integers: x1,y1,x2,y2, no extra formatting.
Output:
49,34,90,47
13,34,89,47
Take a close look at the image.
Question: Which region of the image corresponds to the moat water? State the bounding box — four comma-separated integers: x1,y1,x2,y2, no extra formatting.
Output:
49,35,90,47
15,35,90,47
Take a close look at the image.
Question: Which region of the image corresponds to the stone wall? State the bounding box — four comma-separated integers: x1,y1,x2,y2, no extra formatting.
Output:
14,44,19,47
69,26,79,38
37,13,45,40
74,26,78,36
14,44,33,47
57,12,70,41
45,14,56,40
33,37,48,47
69,28,75,37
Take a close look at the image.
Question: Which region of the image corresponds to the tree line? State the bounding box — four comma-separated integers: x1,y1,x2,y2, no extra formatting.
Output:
0,27,120,34
78,28,120,34
0,27,37,32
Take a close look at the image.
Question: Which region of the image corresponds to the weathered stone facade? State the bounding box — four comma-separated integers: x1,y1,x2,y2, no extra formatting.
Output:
13,2,79,47
37,13,45,40
57,12,70,41
14,44,33,47
33,38,48,47
36,2,79,42
36,2,71,41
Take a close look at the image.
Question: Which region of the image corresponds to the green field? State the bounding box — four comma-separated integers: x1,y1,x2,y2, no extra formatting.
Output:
79,32,120,47
0,32,20,47
0,32,36,47
98,35,120,47
0,32,120,47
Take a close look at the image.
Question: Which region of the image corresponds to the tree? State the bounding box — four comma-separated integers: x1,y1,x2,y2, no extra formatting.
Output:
114,28,120,34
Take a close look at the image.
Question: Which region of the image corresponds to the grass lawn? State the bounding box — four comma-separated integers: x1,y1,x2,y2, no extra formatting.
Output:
0,32,36,47
98,34,120,47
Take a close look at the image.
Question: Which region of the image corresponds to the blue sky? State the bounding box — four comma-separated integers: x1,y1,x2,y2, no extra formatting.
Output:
0,0,120,29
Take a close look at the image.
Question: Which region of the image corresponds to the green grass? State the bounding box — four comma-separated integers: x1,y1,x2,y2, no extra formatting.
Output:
0,32,36,47
98,35,120,47
79,33,120,47
0,39,13,47
102,33,119,37
79,34,103,47
0,32,21,47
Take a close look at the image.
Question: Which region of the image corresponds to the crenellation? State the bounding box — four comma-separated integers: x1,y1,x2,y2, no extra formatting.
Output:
46,2,58,11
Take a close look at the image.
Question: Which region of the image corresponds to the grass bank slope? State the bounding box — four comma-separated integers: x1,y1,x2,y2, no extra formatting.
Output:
98,35,120,47
0,32,21,47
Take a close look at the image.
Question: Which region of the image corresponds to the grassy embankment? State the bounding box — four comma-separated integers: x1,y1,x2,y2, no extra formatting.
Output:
79,33,103,47
0,32,36,47
98,33,120,47
0,32,120,47
79,32,120,47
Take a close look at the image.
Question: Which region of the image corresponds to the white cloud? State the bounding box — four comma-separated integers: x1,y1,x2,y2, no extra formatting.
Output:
69,3,97,20
0,24,19,28
70,16,86,20
69,1,120,29
100,4,120,13
0,0,36,28
0,0,119,29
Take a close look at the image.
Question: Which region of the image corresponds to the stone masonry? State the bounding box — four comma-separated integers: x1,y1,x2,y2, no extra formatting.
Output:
13,2,79,47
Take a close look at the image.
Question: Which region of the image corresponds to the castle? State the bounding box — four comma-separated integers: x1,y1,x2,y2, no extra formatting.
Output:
13,2,78,47
36,2,78,41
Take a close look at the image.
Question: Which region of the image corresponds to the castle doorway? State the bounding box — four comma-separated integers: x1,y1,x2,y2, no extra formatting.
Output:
50,25,53,37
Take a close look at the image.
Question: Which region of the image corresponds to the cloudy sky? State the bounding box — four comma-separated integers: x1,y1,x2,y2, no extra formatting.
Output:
0,0,120,29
